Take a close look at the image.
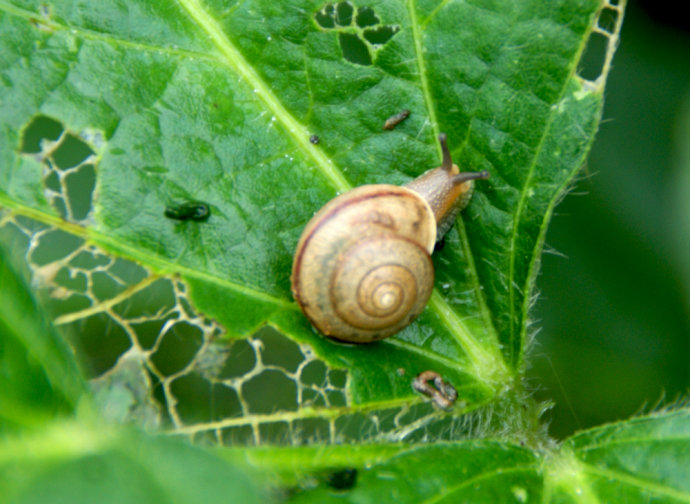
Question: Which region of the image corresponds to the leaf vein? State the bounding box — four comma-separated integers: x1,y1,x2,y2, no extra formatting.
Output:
582,464,690,503
176,0,351,192
0,198,295,310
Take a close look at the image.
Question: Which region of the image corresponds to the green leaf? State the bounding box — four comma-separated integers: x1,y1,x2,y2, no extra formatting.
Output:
223,441,542,502
0,0,623,441
286,441,542,503
222,409,690,501
0,422,265,504
548,408,690,502
0,236,85,431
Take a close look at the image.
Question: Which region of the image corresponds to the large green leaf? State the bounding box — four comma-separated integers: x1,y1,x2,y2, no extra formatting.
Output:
0,238,85,431
286,441,543,502
551,408,690,502
0,422,265,503
0,0,622,442
218,409,690,502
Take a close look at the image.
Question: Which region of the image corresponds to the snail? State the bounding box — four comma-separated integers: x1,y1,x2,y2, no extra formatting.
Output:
291,134,489,343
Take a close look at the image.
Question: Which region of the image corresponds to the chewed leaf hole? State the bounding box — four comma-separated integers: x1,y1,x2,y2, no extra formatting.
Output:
19,116,101,223
44,169,60,192
597,6,619,34
65,164,96,221
314,2,399,66
339,32,372,66
29,228,83,267
52,134,93,170
20,115,63,153
578,31,609,83
363,25,399,45
335,1,354,26
172,374,243,424
71,313,132,378
150,321,204,376
315,7,335,28
355,6,379,27
577,0,624,89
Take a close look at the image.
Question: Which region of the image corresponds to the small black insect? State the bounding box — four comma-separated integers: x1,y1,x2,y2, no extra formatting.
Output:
383,109,410,130
326,468,357,491
310,134,320,144
164,201,210,222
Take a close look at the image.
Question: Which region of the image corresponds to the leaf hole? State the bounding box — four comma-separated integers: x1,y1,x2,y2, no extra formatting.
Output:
597,6,619,35
90,270,127,303
221,426,255,446
576,1,624,89
335,1,354,26
68,249,111,269
328,368,348,388
29,228,83,266
52,134,94,170
151,376,171,423
578,30,610,83
334,413,378,442
326,388,347,407
20,116,101,222
130,320,169,350
64,163,96,221
242,369,299,414
258,422,292,444
108,257,149,285
54,266,88,293
44,169,61,192
355,6,380,27
67,313,132,378
338,32,372,65
315,3,399,65
301,360,328,386
315,5,336,28
256,326,304,373
52,196,68,219
112,278,176,320
171,373,243,425
218,338,257,379
293,418,331,444
363,25,399,45
150,321,204,376
20,115,63,154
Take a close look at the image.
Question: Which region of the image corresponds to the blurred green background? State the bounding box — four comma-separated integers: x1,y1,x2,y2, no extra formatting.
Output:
529,0,690,439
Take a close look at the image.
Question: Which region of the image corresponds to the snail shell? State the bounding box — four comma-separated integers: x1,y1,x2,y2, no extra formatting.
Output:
291,134,489,343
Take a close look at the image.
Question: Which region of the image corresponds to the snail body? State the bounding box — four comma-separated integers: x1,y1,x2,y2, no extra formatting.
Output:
291,134,489,343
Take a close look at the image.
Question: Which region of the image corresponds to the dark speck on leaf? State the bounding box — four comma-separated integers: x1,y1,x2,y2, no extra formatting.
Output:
326,468,357,490
383,109,410,130
310,134,320,144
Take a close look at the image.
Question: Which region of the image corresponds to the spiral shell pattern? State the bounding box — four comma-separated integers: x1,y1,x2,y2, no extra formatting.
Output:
291,185,436,343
